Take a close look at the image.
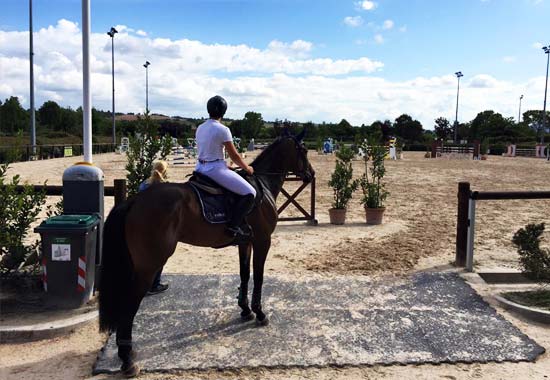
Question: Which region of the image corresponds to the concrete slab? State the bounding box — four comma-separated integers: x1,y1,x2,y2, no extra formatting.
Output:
94,273,545,374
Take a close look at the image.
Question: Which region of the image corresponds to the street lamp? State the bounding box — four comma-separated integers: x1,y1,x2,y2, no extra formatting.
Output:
542,45,549,144
107,27,118,145
454,71,464,143
143,61,151,113
518,95,524,124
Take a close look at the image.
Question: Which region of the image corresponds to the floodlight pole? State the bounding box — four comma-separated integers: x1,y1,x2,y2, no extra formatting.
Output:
143,61,150,113
518,95,523,124
107,27,118,145
29,0,36,155
454,71,463,143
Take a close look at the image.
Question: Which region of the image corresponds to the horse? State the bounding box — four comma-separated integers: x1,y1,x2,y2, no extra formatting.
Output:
98,131,314,377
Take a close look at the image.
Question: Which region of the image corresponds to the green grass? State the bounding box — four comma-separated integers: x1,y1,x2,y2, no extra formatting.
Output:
503,290,550,311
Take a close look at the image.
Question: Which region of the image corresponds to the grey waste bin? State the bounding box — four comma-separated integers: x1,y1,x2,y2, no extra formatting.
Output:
35,214,100,309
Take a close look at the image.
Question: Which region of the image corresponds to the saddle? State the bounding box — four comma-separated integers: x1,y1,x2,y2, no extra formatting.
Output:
187,171,263,224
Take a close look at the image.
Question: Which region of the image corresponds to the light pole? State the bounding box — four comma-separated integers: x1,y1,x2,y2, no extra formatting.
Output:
454,71,463,143
107,27,117,145
518,95,524,124
542,46,549,144
29,0,36,155
143,61,150,113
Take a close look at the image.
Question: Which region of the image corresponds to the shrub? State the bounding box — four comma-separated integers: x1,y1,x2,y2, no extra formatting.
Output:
0,163,47,274
359,142,389,209
328,146,358,209
512,223,550,284
125,113,173,197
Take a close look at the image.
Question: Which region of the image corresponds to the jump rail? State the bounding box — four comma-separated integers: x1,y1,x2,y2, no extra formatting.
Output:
10,179,128,207
455,182,550,271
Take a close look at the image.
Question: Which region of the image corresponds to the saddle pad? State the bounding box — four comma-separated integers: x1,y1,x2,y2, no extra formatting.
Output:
188,183,230,224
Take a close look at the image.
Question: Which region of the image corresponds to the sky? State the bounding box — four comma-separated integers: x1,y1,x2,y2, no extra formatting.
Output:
1,0,549,128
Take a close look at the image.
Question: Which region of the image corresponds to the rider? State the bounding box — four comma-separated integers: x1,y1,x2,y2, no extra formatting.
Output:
195,95,256,241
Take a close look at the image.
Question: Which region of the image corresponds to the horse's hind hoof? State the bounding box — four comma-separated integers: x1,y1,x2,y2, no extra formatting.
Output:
241,311,255,322
121,363,140,378
256,315,269,327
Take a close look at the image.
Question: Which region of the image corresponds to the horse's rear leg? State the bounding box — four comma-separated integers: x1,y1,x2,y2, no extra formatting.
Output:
116,275,150,378
251,239,270,326
237,243,254,321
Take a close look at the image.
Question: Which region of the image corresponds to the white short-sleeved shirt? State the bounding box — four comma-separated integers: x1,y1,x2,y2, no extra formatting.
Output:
195,119,232,162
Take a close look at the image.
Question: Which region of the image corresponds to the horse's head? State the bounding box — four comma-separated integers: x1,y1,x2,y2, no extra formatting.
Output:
280,129,315,183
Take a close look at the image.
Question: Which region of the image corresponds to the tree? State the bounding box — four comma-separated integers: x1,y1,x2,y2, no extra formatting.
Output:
469,110,515,142
522,110,550,138
230,112,264,139
393,114,423,143
38,101,62,130
434,117,452,140
0,97,28,135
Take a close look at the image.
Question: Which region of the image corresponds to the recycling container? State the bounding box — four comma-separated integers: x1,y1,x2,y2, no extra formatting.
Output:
35,214,100,309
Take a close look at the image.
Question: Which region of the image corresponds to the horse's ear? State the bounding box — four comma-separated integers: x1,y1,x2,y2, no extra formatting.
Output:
295,128,306,142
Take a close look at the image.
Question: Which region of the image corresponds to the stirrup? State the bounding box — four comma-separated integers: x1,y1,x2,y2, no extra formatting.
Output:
226,226,251,245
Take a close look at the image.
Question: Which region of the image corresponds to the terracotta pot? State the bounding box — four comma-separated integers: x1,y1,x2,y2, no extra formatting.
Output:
365,207,386,225
329,208,347,225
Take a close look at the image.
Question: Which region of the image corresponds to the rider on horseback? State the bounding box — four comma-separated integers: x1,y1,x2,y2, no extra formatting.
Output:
195,95,256,241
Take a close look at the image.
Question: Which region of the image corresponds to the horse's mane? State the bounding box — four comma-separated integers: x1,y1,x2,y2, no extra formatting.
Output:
251,137,284,167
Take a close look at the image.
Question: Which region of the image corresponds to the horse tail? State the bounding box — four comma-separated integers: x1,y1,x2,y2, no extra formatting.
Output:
98,198,136,332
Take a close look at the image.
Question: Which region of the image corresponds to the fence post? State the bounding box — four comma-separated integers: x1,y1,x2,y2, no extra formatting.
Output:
114,179,127,206
455,182,470,267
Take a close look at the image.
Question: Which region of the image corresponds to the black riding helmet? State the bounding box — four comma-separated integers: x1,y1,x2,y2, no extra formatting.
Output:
207,95,227,119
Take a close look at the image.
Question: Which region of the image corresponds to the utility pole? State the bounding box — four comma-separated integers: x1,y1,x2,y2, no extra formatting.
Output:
143,61,150,113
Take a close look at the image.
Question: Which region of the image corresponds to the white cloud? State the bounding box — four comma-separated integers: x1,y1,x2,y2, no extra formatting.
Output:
374,34,384,44
468,74,500,88
136,30,147,37
344,16,364,27
356,1,377,11
382,20,394,30
1,19,547,129
532,42,544,49
399,25,407,32
268,39,313,58
502,56,516,63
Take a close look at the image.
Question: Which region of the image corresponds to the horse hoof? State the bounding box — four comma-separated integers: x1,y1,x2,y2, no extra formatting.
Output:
241,311,255,321
121,363,140,378
255,315,269,326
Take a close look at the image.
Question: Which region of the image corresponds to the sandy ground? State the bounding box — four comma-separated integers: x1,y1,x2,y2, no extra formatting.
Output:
1,151,549,379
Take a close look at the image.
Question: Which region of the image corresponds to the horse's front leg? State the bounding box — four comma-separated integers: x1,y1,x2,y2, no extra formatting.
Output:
237,243,254,321
251,238,270,326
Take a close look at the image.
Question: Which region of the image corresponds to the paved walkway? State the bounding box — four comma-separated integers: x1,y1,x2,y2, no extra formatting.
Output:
94,273,544,374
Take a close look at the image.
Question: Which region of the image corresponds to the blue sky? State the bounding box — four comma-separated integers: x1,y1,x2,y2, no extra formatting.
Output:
1,0,549,126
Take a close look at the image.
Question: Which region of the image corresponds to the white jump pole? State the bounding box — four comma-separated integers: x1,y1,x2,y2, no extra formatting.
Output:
82,0,92,163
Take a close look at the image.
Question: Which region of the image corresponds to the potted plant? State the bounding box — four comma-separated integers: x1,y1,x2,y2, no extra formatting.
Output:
328,146,358,225
359,142,389,225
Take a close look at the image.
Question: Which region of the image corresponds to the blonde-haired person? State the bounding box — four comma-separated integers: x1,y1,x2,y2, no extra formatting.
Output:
138,160,168,192
138,160,170,294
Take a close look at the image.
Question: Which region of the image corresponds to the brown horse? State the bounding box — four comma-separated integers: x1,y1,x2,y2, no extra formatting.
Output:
98,131,314,377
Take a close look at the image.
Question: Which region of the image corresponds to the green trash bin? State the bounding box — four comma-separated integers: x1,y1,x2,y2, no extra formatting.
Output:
35,214,100,309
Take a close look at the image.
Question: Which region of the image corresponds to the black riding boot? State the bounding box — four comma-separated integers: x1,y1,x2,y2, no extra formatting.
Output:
227,194,255,243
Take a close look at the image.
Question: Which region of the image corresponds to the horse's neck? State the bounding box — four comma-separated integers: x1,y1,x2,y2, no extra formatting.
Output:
253,147,289,199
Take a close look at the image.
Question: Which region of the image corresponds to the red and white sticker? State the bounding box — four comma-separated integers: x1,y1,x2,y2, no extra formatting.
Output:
77,256,86,292
42,257,48,292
